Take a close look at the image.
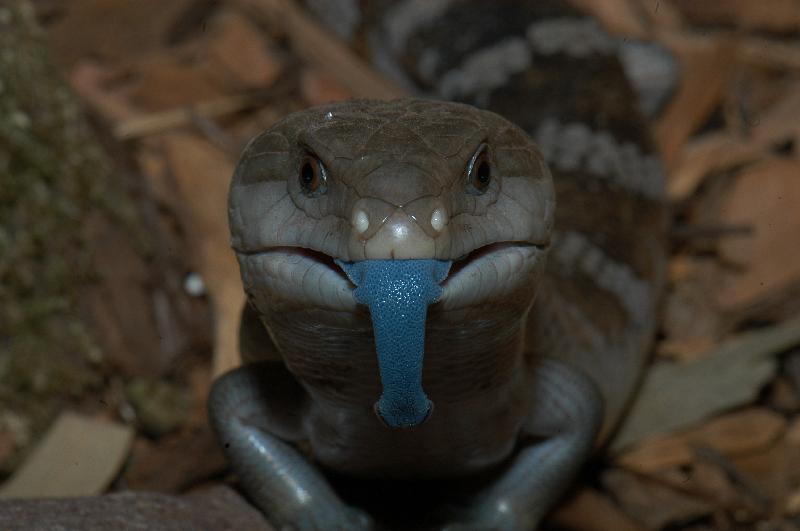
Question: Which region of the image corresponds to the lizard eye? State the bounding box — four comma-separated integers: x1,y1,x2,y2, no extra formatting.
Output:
299,155,328,197
465,143,491,194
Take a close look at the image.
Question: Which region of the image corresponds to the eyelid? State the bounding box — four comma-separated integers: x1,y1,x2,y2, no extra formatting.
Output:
299,153,329,197
465,142,489,177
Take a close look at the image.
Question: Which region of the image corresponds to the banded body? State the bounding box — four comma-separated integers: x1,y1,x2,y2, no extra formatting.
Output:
209,1,668,530
308,0,668,445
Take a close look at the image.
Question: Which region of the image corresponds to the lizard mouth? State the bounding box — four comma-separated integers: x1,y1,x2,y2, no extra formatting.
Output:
234,240,545,310
255,241,541,280
234,240,545,428
442,241,545,284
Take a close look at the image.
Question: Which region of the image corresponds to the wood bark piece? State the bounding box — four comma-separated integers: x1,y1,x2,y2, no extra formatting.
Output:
612,316,800,452
0,412,133,498
0,486,273,531
233,0,406,99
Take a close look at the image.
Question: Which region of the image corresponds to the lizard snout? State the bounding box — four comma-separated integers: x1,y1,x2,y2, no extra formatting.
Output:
348,196,449,260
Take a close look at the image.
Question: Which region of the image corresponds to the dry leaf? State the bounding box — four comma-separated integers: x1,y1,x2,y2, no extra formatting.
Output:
566,0,648,37
650,462,753,515
205,10,284,89
661,256,725,361
131,51,227,111
751,82,800,151
655,35,736,166
715,158,800,312
234,0,404,99
732,437,800,510
550,488,647,531
85,215,182,376
300,68,353,106
46,0,197,67
603,468,712,529
669,0,800,34
612,316,800,452
669,132,764,201
617,408,786,473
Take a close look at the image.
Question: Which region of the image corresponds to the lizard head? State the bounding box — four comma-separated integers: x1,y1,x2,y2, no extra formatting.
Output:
229,99,554,427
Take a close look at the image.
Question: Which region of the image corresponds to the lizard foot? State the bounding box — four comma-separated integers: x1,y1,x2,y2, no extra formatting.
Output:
280,504,375,531
438,498,531,531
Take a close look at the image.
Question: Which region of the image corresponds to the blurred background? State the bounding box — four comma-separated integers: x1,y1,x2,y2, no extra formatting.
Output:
1,0,800,529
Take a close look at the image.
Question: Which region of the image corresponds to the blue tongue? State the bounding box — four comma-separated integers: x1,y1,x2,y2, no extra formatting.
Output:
335,259,451,428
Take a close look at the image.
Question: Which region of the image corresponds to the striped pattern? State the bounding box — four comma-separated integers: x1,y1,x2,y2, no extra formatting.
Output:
337,0,669,433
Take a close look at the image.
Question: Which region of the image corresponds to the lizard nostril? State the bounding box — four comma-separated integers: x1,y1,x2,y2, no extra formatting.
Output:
352,209,370,234
430,208,447,232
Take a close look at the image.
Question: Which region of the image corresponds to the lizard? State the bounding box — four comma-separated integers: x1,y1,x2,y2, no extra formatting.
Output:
209,1,669,529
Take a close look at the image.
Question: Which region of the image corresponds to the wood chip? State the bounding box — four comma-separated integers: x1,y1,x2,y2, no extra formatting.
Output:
0,412,133,498
115,93,263,139
612,316,800,452
69,61,139,123
160,133,245,377
617,408,786,473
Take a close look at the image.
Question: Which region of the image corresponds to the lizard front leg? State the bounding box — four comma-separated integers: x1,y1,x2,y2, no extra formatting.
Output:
208,362,374,531
443,358,603,531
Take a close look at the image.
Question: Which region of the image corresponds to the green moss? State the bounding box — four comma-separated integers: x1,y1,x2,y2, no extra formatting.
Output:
0,1,140,474
124,379,191,438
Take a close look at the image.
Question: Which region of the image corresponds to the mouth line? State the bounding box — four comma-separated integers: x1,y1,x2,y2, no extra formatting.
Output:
443,241,544,285
235,241,545,286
